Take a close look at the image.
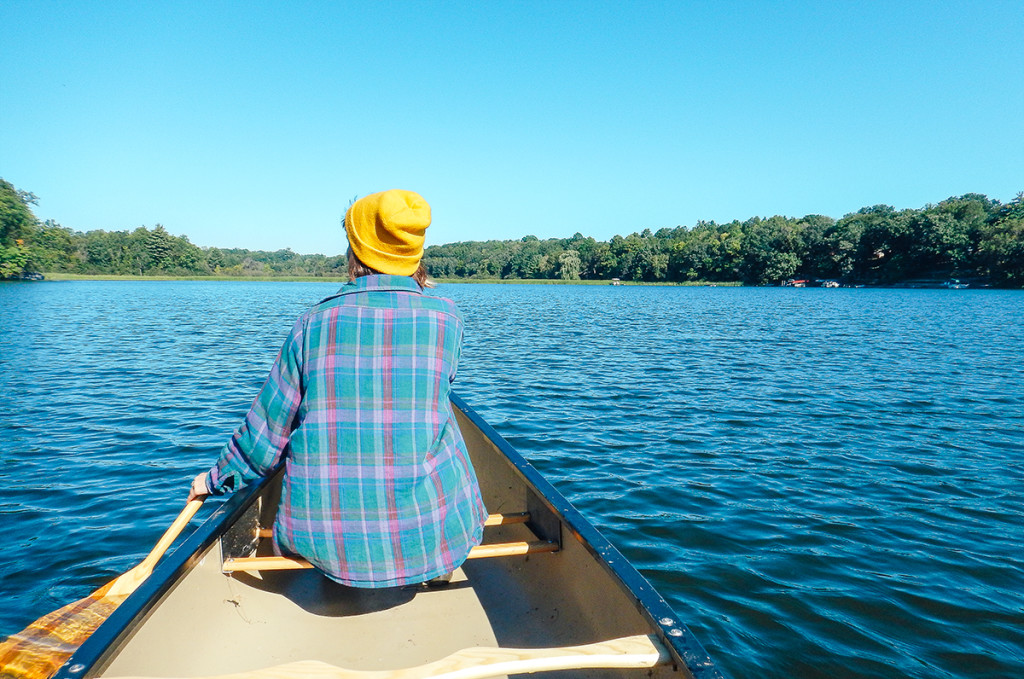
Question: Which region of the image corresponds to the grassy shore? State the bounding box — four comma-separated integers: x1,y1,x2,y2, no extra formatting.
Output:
40,272,349,282
37,272,742,286
433,278,742,286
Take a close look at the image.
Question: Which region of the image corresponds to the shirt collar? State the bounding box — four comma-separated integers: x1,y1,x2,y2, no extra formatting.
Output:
338,274,423,296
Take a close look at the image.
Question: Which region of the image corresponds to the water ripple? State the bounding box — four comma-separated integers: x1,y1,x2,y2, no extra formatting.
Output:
1,281,1022,679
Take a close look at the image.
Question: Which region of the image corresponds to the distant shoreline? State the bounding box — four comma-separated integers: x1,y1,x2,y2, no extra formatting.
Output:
29,273,743,286
15,274,1013,288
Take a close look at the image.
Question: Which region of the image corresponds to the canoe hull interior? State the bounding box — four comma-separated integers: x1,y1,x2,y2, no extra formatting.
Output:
62,396,719,679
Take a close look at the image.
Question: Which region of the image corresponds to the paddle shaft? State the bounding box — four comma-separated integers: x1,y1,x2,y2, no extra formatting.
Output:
102,634,670,679
101,498,205,598
138,500,205,572
0,498,207,679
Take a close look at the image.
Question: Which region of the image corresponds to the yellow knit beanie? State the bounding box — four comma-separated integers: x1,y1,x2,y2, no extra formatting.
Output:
344,189,431,276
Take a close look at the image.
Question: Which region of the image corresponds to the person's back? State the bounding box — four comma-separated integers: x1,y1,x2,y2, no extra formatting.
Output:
189,190,486,587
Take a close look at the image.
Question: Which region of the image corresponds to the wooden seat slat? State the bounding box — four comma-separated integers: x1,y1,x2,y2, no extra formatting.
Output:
223,541,558,573
255,513,531,539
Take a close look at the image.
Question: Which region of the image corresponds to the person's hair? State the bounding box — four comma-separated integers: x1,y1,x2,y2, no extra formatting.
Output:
347,248,434,288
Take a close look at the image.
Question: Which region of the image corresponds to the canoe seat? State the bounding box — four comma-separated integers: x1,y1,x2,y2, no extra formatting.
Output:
102,633,670,679
223,512,559,574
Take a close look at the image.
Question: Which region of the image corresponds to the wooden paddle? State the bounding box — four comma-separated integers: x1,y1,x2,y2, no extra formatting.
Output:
104,633,670,679
0,499,205,679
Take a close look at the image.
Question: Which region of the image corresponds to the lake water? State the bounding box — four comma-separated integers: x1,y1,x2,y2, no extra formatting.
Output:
1,281,1022,678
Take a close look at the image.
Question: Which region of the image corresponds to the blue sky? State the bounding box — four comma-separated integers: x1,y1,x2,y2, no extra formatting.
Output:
2,1,1021,254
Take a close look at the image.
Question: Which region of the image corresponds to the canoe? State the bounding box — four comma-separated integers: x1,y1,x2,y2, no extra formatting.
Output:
54,394,723,679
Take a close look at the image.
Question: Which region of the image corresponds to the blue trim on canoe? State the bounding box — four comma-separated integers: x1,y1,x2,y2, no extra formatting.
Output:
450,393,724,679
55,392,724,679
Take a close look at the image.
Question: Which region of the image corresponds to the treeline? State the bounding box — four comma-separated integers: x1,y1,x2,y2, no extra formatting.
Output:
27,221,349,277
3,178,1023,286
1,179,349,278
423,193,1024,287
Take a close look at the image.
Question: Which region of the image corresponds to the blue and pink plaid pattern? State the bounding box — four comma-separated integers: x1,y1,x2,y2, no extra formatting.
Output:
207,275,486,587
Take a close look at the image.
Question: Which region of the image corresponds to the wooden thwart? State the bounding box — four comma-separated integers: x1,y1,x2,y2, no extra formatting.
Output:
483,511,530,527
237,512,552,573
255,513,530,539
105,634,670,679
465,540,558,559
223,541,558,573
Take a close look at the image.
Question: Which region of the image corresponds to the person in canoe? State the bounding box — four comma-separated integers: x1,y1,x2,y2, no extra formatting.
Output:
188,189,487,588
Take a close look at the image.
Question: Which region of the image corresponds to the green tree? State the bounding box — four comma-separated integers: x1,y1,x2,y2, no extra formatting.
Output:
505,239,543,278
168,235,206,274
26,219,77,272
794,215,840,278
909,209,971,273
740,216,802,284
0,179,39,277
978,217,1024,286
146,225,175,271
557,250,581,280
610,234,667,281
978,193,1024,286
993,192,1024,223
668,222,733,281
843,205,908,283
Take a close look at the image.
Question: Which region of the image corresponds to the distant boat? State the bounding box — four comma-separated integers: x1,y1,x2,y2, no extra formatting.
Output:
944,279,969,289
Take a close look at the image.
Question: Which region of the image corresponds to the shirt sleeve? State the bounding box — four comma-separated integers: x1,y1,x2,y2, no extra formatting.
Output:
206,316,305,494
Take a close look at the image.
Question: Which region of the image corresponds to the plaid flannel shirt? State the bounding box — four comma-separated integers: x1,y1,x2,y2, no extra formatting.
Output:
206,274,486,587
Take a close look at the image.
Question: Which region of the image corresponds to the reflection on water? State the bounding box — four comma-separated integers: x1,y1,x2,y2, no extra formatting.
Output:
1,281,1022,678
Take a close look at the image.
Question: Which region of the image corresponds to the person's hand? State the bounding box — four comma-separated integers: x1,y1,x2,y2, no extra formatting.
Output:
188,472,210,502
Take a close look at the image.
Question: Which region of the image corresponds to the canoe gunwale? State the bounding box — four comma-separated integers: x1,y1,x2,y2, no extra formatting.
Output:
53,392,723,679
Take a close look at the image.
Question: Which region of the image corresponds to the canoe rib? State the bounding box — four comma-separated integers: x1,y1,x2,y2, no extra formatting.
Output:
222,541,559,573
103,634,670,679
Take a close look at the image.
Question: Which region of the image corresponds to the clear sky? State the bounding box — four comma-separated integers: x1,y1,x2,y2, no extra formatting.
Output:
2,1,1022,255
